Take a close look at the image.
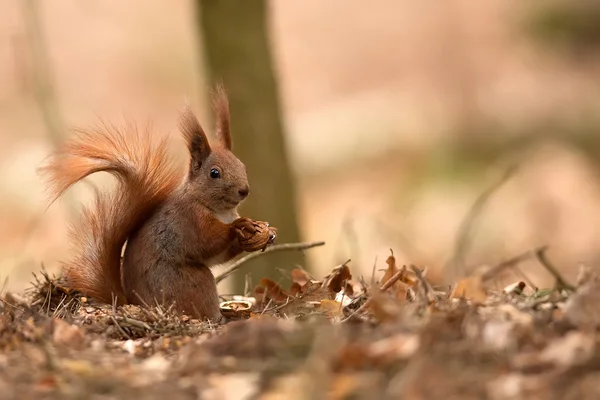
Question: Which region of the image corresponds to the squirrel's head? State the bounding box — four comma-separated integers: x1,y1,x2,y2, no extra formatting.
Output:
180,86,249,213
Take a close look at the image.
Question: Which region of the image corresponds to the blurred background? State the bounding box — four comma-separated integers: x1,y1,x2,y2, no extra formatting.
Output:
2,0,600,294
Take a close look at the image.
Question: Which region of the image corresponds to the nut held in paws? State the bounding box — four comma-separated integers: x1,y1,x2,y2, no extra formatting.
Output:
238,221,272,252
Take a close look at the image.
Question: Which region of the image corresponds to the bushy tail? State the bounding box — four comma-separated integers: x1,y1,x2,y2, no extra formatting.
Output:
39,122,182,304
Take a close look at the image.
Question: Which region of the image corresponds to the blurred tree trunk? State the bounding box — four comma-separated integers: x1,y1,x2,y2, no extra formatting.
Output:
195,0,304,293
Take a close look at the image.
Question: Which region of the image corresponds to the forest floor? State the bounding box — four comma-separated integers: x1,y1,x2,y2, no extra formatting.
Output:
1,249,600,400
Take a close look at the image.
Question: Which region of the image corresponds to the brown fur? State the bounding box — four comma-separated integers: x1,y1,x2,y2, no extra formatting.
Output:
39,85,275,320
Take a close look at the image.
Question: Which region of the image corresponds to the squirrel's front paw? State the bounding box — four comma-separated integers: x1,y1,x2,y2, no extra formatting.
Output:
232,217,259,235
234,218,273,252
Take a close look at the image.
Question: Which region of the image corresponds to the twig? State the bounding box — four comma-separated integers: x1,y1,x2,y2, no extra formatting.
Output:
341,266,407,322
110,296,132,339
0,297,26,312
380,266,408,292
481,245,546,282
111,315,131,340
535,247,575,292
447,163,519,280
260,297,274,315
369,256,378,287
410,264,438,303
215,241,325,284
121,316,153,332
262,297,293,313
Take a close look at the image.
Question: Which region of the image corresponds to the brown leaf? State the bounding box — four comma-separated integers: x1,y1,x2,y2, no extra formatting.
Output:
381,253,399,285
344,282,354,297
380,252,413,300
34,374,58,392
295,282,333,303
368,292,404,323
344,279,366,299
252,285,267,305
452,275,487,304
319,299,345,319
323,261,352,294
335,344,375,369
291,268,311,286
289,282,302,296
52,318,85,350
299,280,321,295
368,333,420,361
249,312,276,320
258,278,289,303
330,373,371,399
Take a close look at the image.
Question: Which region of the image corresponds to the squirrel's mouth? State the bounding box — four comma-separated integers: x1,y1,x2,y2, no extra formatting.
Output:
224,198,241,208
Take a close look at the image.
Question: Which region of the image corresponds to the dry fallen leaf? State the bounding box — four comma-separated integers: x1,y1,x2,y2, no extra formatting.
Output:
291,268,312,287
249,312,277,320
380,252,410,300
539,331,595,367
52,318,85,350
319,299,345,320
564,277,600,329
330,373,372,400
252,286,267,305
367,292,405,323
381,253,400,286
34,374,59,393
368,333,420,360
256,278,290,304
323,261,352,294
336,344,375,369
204,373,260,400
452,275,488,304
344,282,354,297
61,359,96,376
289,282,302,296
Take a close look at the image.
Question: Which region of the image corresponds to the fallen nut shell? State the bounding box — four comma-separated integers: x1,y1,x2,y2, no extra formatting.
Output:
220,300,254,318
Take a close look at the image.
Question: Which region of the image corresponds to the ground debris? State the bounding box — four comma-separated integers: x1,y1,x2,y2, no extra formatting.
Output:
1,254,599,398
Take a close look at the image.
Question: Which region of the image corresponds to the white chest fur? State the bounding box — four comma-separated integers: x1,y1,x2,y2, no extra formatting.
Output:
205,208,239,267
214,209,238,224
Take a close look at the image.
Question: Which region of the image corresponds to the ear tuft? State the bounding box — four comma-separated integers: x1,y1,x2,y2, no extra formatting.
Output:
179,106,211,174
211,82,232,150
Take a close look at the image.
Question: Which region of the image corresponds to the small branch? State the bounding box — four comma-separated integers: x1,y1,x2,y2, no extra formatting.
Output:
110,315,131,340
215,241,325,284
341,266,406,322
447,163,519,279
121,316,153,332
410,264,438,303
481,245,546,282
380,267,408,292
535,247,575,292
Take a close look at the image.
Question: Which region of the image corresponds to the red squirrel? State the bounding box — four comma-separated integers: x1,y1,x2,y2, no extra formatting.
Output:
39,85,277,321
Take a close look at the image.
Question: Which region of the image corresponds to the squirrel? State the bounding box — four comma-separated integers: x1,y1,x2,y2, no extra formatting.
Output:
39,85,277,322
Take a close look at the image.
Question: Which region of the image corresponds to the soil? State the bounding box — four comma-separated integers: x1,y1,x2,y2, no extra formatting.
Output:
1,258,600,400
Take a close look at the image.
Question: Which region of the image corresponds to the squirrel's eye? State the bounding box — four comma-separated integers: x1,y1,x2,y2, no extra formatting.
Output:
209,168,221,179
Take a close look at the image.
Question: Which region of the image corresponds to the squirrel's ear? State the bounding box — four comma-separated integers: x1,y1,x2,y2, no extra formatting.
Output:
211,83,232,150
180,106,211,174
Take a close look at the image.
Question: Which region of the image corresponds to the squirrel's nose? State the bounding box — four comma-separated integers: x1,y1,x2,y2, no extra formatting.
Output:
238,186,250,199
